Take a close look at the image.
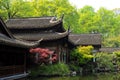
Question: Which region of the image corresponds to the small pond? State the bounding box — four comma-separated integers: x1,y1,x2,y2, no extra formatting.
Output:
28,72,120,80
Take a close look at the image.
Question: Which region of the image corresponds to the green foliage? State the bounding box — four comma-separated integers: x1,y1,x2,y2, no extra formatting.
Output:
70,46,94,66
113,51,120,67
0,0,26,19
95,52,116,70
113,51,120,57
78,6,96,33
1,0,120,47
77,6,120,47
103,36,120,47
0,0,79,30
30,63,70,77
69,64,80,71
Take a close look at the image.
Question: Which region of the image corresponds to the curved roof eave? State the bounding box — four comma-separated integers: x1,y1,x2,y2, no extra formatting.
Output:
0,33,42,48
14,31,69,41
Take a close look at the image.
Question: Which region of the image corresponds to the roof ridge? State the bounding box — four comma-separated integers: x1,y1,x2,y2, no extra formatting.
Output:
6,17,63,29
8,16,56,19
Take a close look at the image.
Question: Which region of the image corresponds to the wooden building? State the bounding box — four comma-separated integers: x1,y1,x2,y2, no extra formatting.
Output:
0,17,40,79
69,33,102,51
6,16,70,63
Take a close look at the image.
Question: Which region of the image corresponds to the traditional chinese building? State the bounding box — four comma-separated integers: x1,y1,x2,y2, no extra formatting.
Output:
0,17,40,79
6,16,70,63
69,33,102,51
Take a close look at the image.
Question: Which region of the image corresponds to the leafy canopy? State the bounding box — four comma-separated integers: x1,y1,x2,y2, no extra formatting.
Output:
70,46,94,65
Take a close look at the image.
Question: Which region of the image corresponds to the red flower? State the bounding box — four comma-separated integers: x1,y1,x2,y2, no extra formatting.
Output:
29,48,58,64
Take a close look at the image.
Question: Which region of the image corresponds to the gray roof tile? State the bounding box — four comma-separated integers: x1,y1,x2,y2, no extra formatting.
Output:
0,17,41,48
0,33,41,48
6,17,62,29
13,31,68,41
100,47,120,53
69,34,102,45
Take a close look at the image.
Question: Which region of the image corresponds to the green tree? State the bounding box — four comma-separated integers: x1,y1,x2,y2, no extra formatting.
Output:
0,0,24,19
78,6,96,33
103,36,120,47
0,0,79,30
32,0,79,30
95,7,116,36
70,46,94,66
1,0,120,47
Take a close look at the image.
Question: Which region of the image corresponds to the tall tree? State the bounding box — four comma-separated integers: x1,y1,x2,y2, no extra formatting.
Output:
0,0,35,19
0,0,23,19
32,0,79,30
95,7,116,36
78,6,96,33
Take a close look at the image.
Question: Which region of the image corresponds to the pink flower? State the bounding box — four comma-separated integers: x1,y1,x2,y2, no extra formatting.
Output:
29,48,58,64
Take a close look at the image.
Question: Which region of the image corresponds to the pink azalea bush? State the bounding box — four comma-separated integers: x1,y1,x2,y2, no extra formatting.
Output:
29,48,58,64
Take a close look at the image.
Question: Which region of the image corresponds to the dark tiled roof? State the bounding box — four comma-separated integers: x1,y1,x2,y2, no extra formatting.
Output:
0,17,41,48
0,33,41,48
0,17,14,38
13,31,68,41
99,47,120,53
69,34,102,45
6,17,62,29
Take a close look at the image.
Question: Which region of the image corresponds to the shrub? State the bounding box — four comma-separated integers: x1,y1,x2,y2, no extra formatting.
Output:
113,51,120,67
95,52,116,70
29,48,58,65
113,51,120,57
29,63,70,77
70,46,94,66
69,64,80,71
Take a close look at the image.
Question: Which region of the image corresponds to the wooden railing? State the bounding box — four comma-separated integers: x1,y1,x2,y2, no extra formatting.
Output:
0,65,25,77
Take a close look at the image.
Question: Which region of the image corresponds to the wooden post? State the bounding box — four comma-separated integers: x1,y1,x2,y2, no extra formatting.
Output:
24,52,26,74
59,46,61,63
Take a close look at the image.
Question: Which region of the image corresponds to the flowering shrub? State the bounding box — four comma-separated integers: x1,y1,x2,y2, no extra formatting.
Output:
29,48,58,64
70,46,94,66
